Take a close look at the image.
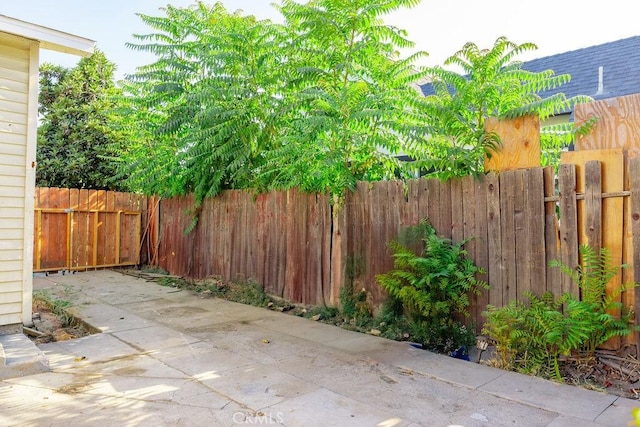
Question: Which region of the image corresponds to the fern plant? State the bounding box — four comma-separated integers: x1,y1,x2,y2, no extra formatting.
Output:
421,37,594,178
549,244,637,355
483,244,638,382
376,219,487,353
483,291,590,380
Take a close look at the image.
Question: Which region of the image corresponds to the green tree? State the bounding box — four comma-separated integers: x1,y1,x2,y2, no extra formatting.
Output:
262,0,429,194
421,37,594,178
118,0,429,201
119,2,288,202
37,51,126,190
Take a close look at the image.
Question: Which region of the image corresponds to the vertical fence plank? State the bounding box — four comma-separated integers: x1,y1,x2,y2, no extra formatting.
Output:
558,164,579,297
320,192,332,306
526,168,546,297
417,178,429,222
427,178,440,233
584,161,603,255
513,170,531,300
450,178,464,243
405,179,419,227
499,171,517,303
330,196,347,306
439,179,452,240
38,188,50,269
69,189,79,269
544,167,562,296
255,193,267,288
486,172,503,307
355,181,370,302
366,182,384,305
474,176,490,331
623,153,637,348
630,157,640,354
461,176,477,325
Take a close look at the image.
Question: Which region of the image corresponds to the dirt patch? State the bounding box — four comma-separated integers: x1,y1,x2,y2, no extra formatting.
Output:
559,350,640,399
28,299,96,345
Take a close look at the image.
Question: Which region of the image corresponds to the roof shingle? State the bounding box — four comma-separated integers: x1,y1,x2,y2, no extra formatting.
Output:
419,35,640,103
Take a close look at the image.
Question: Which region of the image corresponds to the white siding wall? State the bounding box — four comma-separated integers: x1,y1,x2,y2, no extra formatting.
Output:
0,33,34,326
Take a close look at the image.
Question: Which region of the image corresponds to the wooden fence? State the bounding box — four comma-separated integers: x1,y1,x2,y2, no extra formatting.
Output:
33,94,640,351
152,158,640,343
150,94,640,351
33,188,151,272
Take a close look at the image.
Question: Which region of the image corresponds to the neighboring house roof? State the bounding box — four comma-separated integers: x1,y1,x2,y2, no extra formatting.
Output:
419,35,640,105
0,14,95,56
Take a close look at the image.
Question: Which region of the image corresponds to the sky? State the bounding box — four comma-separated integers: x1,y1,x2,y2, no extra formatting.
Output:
2,1,639,81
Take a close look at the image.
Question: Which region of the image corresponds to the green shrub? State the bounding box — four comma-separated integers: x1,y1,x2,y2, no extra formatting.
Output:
483,291,589,379
376,219,487,354
482,244,638,381
339,282,372,326
549,244,637,355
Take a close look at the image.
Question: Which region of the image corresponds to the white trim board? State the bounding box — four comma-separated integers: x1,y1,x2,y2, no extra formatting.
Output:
0,14,95,57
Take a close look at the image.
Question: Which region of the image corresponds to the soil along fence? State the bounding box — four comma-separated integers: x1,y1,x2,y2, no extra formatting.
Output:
33,188,153,273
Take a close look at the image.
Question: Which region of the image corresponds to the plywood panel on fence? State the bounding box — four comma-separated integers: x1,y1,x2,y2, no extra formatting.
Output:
575,93,640,151
484,115,541,172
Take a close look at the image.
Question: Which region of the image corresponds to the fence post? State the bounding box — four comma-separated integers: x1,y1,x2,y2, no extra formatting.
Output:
558,164,579,297
584,161,603,255
629,156,640,354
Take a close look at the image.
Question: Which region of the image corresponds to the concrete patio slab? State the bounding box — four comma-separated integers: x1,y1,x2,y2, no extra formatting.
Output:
479,370,618,421
0,269,634,427
0,333,49,379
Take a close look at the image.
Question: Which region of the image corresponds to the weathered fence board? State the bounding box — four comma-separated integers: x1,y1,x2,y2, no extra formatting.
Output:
486,173,503,307
631,157,640,352
558,164,579,296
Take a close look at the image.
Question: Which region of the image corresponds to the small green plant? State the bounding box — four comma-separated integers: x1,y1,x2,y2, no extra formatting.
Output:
374,297,412,341
376,219,487,354
483,291,590,380
549,244,637,355
33,290,75,328
339,282,372,326
205,279,270,307
482,244,639,381
304,305,340,321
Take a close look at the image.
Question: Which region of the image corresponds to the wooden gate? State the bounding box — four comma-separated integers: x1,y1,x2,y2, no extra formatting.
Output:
33,188,143,273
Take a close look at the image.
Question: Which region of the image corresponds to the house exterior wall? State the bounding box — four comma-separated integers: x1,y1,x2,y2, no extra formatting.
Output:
0,32,38,329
